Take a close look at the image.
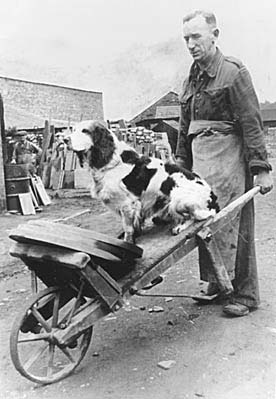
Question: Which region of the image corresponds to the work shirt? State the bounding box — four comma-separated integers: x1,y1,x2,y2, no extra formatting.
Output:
176,48,271,174
12,140,41,164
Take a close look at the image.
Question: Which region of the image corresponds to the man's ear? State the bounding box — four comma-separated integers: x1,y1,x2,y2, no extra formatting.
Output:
213,28,219,39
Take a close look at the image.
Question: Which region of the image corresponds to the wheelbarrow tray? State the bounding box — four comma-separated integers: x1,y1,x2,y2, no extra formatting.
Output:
8,186,260,385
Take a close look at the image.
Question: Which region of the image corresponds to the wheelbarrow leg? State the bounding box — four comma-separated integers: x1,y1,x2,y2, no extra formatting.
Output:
31,270,38,293
197,227,234,296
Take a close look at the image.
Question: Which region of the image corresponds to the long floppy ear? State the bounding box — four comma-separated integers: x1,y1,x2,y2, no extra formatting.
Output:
89,122,116,168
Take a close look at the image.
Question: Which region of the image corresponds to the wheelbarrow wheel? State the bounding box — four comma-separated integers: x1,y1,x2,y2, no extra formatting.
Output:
10,286,93,385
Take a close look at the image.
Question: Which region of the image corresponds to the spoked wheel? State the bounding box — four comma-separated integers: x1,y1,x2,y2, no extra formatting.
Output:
10,286,93,384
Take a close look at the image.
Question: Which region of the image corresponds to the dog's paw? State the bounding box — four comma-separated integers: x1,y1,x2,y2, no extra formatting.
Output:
171,220,194,235
171,225,182,235
124,233,135,244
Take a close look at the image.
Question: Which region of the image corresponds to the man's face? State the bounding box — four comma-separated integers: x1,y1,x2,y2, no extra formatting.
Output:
183,15,216,64
16,136,25,143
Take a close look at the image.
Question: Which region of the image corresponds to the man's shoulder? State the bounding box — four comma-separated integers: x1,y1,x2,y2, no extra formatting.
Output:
223,55,244,70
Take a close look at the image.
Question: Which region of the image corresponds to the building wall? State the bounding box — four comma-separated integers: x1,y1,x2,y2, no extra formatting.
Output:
265,128,276,158
0,76,104,129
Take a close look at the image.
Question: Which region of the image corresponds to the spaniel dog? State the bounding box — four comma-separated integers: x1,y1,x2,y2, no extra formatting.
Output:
68,120,219,242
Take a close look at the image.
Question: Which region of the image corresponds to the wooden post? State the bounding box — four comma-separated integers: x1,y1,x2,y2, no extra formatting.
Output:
0,133,6,212
0,94,6,212
38,120,53,177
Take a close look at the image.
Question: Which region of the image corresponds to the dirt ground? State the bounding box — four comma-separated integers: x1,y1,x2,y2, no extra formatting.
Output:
0,162,276,399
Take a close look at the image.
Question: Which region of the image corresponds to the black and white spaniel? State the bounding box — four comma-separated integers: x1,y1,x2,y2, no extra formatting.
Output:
68,120,219,242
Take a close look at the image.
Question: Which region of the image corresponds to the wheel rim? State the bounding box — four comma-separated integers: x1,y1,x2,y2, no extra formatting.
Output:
10,287,93,384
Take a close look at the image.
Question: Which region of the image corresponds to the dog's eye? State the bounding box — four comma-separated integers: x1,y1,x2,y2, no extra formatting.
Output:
82,129,90,134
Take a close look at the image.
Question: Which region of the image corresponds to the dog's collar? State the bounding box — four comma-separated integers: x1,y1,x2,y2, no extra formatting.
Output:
91,154,122,181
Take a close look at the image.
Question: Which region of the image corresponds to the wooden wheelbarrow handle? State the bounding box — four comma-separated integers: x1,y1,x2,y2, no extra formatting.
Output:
205,185,260,234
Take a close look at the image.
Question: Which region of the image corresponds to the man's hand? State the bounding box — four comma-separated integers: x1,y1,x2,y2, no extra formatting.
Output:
254,170,273,194
11,159,16,164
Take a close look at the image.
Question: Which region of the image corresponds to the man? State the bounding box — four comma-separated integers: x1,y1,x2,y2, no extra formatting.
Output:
176,10,273,317
11,130,42,174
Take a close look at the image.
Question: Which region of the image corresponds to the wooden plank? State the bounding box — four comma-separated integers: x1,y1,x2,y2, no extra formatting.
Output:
71,152,77,170
74,168,91,189
0,116,6,211
10,223,123,263
33,176,51,205
63,171,74,189
81,265,123,309
64,150,74,171
18,193,36,215
9,241,91,270
197,229,233,294
50,170,62,190
58,170,64,189
38,120,53,176
53,209,91,223
95,265,122,294
122,236,197,295
23,220,143,257
41,162,51,188
30,187,39,208
54,299,109,347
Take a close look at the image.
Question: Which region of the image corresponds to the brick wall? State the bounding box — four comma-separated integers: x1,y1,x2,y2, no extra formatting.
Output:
0,76,104,129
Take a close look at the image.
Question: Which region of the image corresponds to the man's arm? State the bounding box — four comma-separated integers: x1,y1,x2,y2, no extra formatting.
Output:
30,142,42,156
175,88,192,170
230,66,273,194
11,142,18,164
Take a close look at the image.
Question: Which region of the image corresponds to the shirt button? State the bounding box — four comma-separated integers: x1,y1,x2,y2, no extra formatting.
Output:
195,109,199,113
196,93,201,98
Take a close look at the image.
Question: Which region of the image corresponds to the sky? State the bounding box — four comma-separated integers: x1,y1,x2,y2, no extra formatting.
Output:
0,0,275,108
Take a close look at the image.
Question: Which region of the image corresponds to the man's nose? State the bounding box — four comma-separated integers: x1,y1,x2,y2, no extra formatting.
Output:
187,38,195,49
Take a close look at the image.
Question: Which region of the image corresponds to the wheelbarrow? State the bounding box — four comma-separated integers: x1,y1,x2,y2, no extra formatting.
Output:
8,186,260,384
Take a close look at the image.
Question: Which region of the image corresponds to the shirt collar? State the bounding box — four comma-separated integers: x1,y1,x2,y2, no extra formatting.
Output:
189,48,223,80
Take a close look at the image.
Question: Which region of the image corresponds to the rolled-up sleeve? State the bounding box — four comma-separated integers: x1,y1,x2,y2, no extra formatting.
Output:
230,67,272,173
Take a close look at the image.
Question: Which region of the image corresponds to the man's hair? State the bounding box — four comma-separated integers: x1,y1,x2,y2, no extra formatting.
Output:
183,10,217,28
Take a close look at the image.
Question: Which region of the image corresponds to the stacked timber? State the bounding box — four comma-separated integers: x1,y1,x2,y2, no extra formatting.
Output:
112,127,173,161
45,147,90,190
